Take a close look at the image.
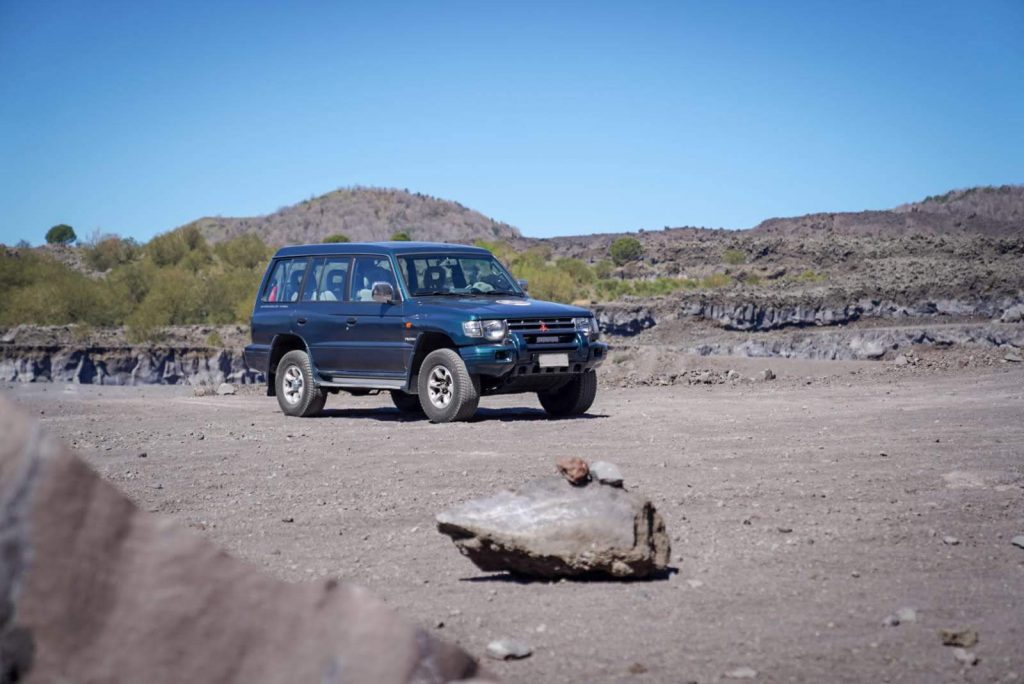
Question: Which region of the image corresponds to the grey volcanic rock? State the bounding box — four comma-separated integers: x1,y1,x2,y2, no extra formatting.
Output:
590,461,624,487
436,476,670,579
0,397,482,684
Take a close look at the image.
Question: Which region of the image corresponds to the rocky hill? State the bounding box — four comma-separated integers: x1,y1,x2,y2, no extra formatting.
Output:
185,186,521,246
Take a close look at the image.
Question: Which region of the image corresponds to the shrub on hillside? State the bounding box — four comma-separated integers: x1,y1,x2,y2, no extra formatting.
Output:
609,237,643,266
45,224,76,245
323,233,351,243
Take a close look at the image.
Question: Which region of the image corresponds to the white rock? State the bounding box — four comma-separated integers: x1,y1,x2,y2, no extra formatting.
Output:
724,666,758,679
486,638,532,660
953,648,979,666
942,536,960,546
896,607,917,623
590,460,624,487
216,383,237,396
1011,535,1024,550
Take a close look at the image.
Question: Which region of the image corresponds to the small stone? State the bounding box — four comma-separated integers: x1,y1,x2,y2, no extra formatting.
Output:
940,628,979,647
883,615,900,627
777,527,793,534
590,460,624,487
1004,352,1023,363
686,579,704,589
894,354,909,366
555,457,590,485
1011,536,1024,550
953,648,979,666
138,452,147,458
758,368,775,382
217,382,237,395
896,607,917,623
724,666,758,679
611,560,633,577
281,517,295,523
486,638,532,660
628,662,648,674
943,536,960,546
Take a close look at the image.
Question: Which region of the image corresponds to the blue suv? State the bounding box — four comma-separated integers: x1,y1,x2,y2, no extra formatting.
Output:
244,242,607,422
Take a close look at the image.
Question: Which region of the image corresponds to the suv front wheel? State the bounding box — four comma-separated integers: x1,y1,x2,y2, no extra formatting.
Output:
538,370,597,417
417,349,480,423
275,350,327,417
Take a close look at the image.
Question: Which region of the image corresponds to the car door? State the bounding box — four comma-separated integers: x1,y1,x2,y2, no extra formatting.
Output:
332,255,408,377
297,256,352,375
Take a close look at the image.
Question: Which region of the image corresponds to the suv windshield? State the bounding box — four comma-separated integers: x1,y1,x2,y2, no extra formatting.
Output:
397,254,523,297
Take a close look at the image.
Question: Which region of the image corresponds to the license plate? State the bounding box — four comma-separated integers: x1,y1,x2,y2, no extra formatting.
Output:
536,336,559,344
538,353,569,368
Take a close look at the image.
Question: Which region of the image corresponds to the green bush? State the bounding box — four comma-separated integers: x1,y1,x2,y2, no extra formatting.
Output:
323,233,351,243
83,235,140,272
609,237,643,266
722,248,746,265
45,224,76,245
593,260,614,279
390,231,412,241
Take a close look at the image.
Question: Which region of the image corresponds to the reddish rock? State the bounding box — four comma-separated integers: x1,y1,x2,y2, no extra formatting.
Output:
0,397,485,684
555,457,590,485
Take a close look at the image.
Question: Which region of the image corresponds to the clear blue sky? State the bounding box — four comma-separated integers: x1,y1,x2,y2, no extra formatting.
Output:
1,1,1022,244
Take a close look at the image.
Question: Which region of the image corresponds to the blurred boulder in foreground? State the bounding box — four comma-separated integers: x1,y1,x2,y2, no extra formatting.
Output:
0,397,484,684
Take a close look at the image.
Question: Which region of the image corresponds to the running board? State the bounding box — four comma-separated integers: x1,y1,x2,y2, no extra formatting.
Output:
318,376,405,390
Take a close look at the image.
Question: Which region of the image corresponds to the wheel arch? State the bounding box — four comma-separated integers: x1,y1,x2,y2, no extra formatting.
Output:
405,331,457,391
267,333,310,396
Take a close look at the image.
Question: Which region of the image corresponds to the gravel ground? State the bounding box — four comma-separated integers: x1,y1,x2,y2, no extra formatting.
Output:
6,360,1024,683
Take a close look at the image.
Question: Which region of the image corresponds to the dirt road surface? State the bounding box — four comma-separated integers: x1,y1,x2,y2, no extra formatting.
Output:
6,360,1024,683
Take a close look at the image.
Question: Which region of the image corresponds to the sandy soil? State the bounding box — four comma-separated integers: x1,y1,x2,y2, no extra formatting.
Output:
6,359,1024,683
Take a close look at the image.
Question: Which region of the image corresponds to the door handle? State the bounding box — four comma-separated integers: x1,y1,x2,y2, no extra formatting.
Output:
346,317,358,325
296,318,307,325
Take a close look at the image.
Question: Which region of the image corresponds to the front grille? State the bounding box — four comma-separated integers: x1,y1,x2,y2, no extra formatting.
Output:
507,317,578,351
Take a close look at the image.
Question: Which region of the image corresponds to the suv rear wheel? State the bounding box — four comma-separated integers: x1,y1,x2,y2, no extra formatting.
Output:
390,390,425,416
417,349,479,423
538,370,597,417
275,350,327,417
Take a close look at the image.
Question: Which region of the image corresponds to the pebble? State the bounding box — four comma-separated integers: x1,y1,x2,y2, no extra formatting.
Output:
216,382,237,396
724,666,758,679
896,607,917,623
940,628,979,647
953,648,979,666
281,517,295,523
1011,536,1024,550
486,638,532,660
686,579,704,589
590,460,624,487
942,536,960,546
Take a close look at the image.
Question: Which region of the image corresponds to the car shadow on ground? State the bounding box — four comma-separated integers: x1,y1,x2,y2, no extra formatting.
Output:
458,567,679,584
312,407,609,423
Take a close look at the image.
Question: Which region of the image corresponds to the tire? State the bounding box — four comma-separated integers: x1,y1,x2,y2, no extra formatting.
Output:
538,369,597,417
274,350,327,417
390,390,425,415
417,348,480,423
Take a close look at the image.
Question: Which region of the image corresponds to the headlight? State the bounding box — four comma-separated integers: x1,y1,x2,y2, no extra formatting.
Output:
574,316,600,339
462,319,508,342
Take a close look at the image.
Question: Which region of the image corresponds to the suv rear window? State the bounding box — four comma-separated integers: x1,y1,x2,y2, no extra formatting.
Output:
261,258,309,303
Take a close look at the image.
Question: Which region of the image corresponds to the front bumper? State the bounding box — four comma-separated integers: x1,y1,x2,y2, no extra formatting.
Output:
459,334,607,379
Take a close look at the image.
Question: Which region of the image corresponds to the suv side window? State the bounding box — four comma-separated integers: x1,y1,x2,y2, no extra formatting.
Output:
350,256,397,302
261,258,309,303
318,257,350,301
301,258,326,301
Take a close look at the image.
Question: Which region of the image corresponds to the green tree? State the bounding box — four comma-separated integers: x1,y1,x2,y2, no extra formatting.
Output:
390,231,412,241
609,237,643,266
45,224,76,245
323,233,351,243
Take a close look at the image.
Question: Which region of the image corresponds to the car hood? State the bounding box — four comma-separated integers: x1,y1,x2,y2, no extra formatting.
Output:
409,296,592,319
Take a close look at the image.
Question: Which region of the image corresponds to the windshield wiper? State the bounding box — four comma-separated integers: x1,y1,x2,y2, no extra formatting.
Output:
415,290,459,296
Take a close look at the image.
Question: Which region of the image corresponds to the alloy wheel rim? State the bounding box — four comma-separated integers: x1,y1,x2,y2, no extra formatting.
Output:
282,365,304,405
427,365,454,409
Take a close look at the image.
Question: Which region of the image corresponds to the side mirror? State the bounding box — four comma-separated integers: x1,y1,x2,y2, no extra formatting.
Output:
371,282,395,303
517,279,529,292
